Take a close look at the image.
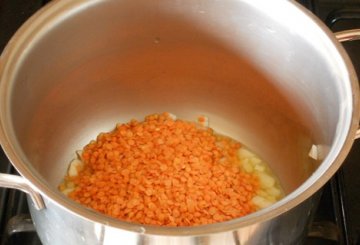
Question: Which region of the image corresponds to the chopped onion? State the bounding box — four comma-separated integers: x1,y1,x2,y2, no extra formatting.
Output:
238,146,283,210
252,196,274,209
68,159,83,177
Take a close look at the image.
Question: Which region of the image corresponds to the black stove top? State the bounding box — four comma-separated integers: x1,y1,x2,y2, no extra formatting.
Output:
1,0,360,244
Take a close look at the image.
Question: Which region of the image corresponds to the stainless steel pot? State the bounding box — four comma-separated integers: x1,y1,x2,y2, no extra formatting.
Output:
0,0,359,244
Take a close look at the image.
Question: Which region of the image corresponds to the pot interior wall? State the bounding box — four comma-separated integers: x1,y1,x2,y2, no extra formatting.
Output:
6,0,347,195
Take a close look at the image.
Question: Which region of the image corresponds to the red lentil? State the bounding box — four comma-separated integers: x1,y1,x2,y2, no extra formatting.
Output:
61,113,260,226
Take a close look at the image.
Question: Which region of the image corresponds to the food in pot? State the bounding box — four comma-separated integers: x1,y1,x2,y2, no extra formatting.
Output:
59,113,283,226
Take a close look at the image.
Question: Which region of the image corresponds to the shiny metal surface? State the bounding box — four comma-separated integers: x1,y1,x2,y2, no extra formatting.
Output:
0,173,44,210
355,129,360,140
28,192,320,245
0,0,359,244
335,29,360,42
334,29,360,140
307,221,340,242
6,214,36,235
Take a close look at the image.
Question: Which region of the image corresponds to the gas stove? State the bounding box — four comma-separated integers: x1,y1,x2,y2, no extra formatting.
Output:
0,0,360,244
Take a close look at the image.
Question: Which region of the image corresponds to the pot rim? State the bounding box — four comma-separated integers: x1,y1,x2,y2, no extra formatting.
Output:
0,0,358,236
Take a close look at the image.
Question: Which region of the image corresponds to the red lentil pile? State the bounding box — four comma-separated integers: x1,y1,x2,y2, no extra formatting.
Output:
61,113,260,226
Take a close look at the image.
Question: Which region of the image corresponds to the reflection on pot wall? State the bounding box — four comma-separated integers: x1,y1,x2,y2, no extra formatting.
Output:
11,0,328,195
29,192,319,245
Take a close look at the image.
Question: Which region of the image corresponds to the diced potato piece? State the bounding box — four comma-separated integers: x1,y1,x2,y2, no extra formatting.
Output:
252,196,274,209
68,159,83,177
257,172,275,188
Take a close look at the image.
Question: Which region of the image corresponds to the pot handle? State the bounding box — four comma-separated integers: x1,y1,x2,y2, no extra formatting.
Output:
334,29,360,139
0,173,45,210
335,29,360,42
